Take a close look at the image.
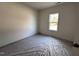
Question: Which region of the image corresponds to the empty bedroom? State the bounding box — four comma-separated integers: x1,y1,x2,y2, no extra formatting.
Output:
0,2,79,56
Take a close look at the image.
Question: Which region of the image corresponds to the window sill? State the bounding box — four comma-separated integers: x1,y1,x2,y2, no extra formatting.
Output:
48,29,58,32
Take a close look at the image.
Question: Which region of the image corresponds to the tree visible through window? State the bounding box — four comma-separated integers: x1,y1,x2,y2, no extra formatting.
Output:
49,13,59,31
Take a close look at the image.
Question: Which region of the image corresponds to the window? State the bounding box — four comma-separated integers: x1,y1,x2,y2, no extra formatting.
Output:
49,13,59,31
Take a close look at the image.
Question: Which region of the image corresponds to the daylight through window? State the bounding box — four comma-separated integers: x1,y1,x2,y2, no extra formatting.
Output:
49,13,59,31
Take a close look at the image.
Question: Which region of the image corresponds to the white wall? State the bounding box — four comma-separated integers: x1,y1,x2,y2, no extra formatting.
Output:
0,3,38,47
39,3,76,41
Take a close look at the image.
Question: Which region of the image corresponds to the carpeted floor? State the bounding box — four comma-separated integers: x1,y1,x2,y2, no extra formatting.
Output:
0,35,75,56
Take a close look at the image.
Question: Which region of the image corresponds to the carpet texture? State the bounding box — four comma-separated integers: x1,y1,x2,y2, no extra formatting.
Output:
0,35,74,56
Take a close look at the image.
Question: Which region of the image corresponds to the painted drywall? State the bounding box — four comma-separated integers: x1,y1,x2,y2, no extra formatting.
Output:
0,3,38,47
39,3,76,41
74,3,79,44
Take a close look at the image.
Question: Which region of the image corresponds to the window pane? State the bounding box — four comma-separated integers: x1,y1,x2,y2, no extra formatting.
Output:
49,13,59,31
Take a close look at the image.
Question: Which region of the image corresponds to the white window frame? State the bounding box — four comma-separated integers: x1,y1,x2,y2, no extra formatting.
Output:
48,13,59,31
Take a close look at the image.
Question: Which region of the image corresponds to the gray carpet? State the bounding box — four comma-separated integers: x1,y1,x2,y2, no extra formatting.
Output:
0,35,74,56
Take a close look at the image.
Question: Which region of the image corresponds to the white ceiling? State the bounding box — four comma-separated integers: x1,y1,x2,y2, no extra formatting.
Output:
23,2,58,10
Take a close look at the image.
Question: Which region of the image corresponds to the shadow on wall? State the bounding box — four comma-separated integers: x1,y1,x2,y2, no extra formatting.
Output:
0,3,37,47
